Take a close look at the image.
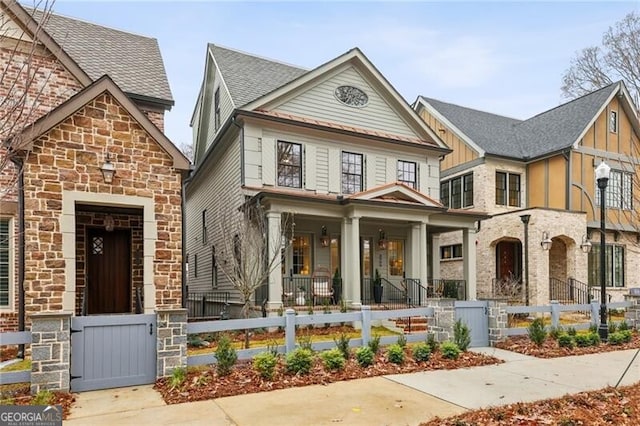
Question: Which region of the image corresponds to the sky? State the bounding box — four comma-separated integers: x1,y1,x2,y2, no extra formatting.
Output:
50,0,640,148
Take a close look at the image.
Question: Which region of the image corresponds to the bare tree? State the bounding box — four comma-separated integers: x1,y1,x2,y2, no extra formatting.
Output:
178,141,193,163
561,12,640,106
215,199,293,348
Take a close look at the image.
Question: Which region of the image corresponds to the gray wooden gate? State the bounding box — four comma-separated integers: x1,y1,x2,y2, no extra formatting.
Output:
71,314,156,392
454,301,489,347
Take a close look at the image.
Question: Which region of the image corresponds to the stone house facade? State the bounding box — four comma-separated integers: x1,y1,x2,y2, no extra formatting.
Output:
0,1,189,391
415,82,640,305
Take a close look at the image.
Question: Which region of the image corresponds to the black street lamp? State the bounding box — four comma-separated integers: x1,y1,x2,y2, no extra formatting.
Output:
596,160,611,341
520,214,531,306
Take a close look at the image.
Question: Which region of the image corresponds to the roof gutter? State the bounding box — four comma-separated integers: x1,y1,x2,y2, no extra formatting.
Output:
126,92,175,110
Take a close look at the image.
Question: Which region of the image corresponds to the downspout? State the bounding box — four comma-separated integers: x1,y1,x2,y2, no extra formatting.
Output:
10,156,25,358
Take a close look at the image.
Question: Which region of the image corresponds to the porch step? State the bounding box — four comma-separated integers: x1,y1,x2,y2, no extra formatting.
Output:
394,317,429,333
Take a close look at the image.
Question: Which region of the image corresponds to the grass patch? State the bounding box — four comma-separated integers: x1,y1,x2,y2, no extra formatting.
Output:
0,359,30,372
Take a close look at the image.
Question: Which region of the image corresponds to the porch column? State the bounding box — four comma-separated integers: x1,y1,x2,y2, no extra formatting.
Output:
267,212,283,309
419,222,428,286
349,216,361,306
462,227,477,300
430,233,441,280
341,217,349,303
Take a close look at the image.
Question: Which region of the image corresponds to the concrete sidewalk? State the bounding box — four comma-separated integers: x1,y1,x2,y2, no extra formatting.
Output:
64,348,640,426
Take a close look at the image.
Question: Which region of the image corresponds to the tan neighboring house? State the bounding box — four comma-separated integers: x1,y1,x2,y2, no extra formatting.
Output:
0,1,189,392
187,44,486,316
414,82,640,305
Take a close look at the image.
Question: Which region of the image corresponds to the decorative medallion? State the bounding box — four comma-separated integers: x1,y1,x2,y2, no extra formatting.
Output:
334,85,368,107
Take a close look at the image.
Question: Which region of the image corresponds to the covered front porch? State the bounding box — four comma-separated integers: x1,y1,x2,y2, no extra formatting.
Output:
252,183,484,311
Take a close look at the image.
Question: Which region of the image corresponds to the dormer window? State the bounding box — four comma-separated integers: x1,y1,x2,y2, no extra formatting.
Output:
609,110,618,133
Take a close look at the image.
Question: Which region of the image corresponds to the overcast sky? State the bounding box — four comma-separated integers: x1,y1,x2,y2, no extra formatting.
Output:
52,1,640,148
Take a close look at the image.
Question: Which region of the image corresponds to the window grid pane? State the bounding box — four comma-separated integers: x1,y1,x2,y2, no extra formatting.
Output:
388,240,404,276
397,160,416,189
495,172,506,205
277,141,302,188
508,174,520,207
440,182,450,207
451,177,462,209
341,152,363,194
292,235,311,275
463,174,473,207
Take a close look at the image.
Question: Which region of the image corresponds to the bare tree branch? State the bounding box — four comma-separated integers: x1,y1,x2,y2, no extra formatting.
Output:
561,11,640,106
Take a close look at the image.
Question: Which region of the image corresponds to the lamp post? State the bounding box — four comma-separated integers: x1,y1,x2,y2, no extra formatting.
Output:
520,214,531,306
596,160,610,341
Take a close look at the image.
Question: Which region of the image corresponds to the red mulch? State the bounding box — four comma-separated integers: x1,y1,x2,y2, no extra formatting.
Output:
155,349,502,404
1,384,75,420
495,332,640,358
422,382,640,425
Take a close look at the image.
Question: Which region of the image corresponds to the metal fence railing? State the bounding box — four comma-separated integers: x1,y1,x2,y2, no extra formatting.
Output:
186,291,230,319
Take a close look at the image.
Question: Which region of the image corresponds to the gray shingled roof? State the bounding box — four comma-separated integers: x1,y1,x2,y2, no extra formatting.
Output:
422,82,619,160
33,9,173,105
210,44,308,107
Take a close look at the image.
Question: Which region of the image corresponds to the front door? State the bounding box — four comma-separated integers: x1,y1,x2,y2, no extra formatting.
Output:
360,237,373,281
496,241,521,280
87,228,131,314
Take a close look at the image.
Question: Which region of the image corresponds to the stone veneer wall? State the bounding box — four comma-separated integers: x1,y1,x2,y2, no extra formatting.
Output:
156,309,187,377
30,312,71,393
74,211,144,314
22,92,183,315
426,299,455,342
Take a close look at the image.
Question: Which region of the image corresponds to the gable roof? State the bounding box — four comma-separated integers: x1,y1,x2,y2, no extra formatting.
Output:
11,75,189,170
417,82,628,161
349,182,444,208
209,44,308,108
3,0,173,107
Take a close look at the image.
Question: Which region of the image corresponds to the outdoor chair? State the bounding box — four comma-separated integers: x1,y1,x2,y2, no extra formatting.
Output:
312,266,333,305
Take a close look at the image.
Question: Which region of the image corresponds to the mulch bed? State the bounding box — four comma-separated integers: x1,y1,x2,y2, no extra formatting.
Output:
422,382,640,425
155,349,502,404
0,384,75,420
495,332,640,358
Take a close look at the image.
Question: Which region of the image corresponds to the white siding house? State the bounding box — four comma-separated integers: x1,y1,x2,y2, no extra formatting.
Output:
186,45,486,316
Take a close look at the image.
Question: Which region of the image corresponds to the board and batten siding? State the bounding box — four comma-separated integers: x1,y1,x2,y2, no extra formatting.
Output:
274,66,420,140
242,122,440,196
185,137,242,293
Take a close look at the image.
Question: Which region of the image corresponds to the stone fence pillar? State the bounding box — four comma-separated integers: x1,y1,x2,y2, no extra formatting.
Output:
485,300,508,346
426,299,455,342
156,309,187,378
623,294,640,330
30,312,72,394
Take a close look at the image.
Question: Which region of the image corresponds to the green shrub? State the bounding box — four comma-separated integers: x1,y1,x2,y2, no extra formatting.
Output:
588,332,601,346
396,334,407,348
32,390,54,406
557,333,575,349
620,329,633,343
453,319,471,351
333,333,351,359
386,344,405,364
253,351,278,380
355,346,375,367
608,332,625,345
608,322,618,334
168,367,187,389
285,348,314,375
588,324,598,334
574,333,593,347
412,343,432,362
548,326,564,340
618,320,630,331
368,334,381,354
440,341,461,360
527,318,547,346
320,348,346,371
215,334,238,376
567,326,577,336
426,334,439,353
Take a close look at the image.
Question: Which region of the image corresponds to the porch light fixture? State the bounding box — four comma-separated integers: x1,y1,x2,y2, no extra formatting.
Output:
100,152,116,184
580,235,592,254
540,231,552,251
596,160,611,341
320,226,330,248
378,229,387,250
104,214,115,232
